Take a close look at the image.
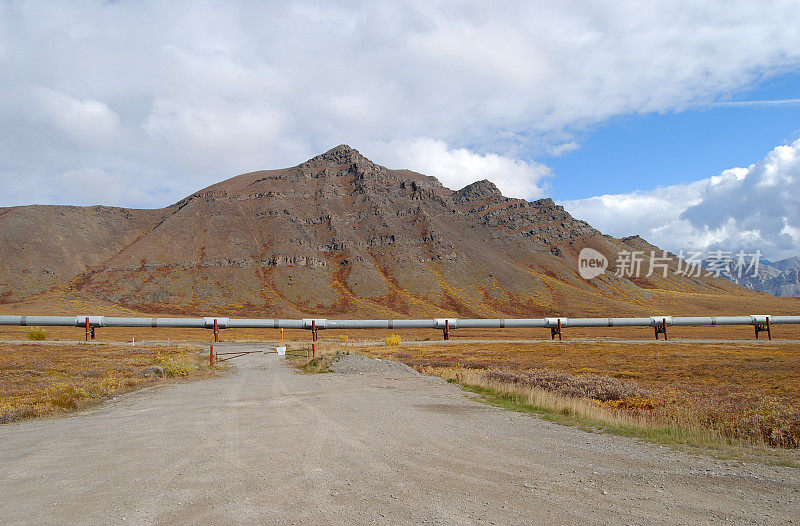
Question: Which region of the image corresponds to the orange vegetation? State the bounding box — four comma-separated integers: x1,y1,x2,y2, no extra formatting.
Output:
0,343,214,423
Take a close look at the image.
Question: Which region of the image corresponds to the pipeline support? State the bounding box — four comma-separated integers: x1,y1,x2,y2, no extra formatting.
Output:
754,318,772,340
654,318,668,340
550,319,563,341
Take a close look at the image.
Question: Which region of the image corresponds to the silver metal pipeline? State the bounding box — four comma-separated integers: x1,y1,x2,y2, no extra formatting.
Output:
1,314,798,329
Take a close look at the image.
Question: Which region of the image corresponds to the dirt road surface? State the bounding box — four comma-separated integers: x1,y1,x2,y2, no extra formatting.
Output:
1,345,798,525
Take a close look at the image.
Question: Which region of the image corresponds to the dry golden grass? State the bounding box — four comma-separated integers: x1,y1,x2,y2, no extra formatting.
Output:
429,367,800,466
361,341,800,451
0,343,216,423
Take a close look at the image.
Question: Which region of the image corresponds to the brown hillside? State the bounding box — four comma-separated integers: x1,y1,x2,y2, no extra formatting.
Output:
1,145,798,318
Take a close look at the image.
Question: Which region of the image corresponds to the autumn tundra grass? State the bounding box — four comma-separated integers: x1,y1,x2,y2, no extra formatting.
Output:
360,341,800,463
0,343,217,424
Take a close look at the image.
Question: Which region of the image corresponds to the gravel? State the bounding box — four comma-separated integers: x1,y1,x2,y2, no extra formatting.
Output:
329,351,420,376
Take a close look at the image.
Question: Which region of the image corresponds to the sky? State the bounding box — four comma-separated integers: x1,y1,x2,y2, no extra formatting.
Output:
1,0,800,259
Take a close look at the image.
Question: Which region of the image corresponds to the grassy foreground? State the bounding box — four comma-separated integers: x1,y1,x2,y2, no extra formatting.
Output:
0,343,217,423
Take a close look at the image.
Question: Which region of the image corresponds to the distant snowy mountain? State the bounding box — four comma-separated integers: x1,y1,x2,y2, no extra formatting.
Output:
724,256,800,297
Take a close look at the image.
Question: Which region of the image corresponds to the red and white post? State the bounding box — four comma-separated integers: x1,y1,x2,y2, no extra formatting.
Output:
311,320,318,358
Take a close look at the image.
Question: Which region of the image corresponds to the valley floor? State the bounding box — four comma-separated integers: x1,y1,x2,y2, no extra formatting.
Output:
1,347,798,525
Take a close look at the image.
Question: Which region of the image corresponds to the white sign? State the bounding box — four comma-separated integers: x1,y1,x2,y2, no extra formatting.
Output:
276,346,286,356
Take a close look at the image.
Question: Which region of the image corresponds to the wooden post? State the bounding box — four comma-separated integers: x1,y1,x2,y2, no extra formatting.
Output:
210,345,215,366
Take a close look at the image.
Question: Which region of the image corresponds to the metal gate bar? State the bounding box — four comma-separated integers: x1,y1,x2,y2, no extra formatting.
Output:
214,350,263,362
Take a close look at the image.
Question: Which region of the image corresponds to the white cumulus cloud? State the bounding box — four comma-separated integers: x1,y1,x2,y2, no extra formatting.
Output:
30,87,120,143
364,138,552,198
563,138,800,259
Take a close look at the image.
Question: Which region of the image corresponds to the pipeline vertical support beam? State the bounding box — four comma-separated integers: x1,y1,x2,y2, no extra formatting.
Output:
85,317,90,342
213,318,219,343
550,319,563,341
754,317,772,340
311,320,317,358
443,319,450,341
654,318,668,340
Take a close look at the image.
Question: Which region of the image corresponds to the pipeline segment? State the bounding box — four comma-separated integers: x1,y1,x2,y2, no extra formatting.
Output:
0,314,800,342
2,314,799,330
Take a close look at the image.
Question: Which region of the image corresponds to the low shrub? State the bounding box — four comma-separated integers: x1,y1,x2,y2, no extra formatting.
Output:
385,334,402,346
154,352,198,377
163,360,196,378
27,327,47,341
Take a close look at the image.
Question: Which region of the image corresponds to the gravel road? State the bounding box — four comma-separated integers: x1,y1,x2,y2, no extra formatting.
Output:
1,345,798,525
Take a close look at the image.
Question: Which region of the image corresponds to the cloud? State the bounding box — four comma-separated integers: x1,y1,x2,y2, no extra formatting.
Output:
30,87,120,143
364,138,552,198
563,138,800,259
54,168,153,207
545,142,580,157
1,1,800,207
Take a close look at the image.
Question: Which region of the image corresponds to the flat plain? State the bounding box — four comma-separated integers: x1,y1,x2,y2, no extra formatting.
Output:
1,348,798,525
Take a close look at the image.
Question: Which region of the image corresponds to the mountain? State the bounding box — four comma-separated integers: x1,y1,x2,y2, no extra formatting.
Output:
723,257,800,297
768,257,800,273
0,145,793,318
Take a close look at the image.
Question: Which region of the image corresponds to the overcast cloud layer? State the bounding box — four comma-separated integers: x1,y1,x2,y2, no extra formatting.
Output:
1,1,800,257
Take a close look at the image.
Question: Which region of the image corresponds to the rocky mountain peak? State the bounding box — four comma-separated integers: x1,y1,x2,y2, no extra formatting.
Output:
453,179,502,203
307,144,369,167
293,144,387,184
